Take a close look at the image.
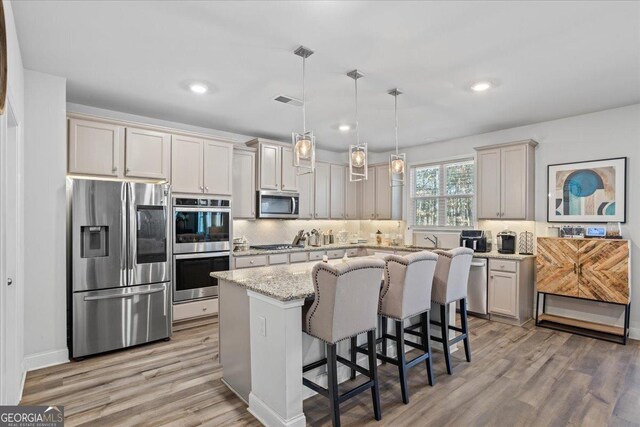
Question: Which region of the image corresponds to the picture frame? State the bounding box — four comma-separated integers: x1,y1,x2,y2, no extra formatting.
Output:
547,157,627,223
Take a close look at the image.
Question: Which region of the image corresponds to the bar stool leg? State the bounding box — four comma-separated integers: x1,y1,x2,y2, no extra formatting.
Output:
440,303,452,375
326,343,341,427
349,336,357,380
367,330,382,420
460,298,471,362
395,320,410,404
381,317,388,364
421,312,434,386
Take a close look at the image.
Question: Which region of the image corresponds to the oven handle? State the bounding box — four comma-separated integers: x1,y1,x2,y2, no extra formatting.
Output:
175,252,230,260
174,207,230,213
291,196,297,215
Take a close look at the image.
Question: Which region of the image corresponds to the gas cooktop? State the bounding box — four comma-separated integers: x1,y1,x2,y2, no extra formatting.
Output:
250,244,304,251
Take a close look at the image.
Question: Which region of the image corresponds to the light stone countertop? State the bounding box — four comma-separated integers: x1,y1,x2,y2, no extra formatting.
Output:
232,243,535,261
214,249,535,301
212,260,324,301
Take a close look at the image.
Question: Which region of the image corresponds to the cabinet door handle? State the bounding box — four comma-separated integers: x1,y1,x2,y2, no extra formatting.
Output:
126,168,130,173
205,186,209,192
490,275,494,279
496,212,500,217
573,262,577,274
7,278,12,286
112,166,118,172
200,186,204,191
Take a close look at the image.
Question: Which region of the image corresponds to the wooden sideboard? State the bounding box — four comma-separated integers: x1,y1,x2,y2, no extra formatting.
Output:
535,237,630,344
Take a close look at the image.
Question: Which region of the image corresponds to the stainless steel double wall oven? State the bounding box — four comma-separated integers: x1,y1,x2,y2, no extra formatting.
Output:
172,197,231,303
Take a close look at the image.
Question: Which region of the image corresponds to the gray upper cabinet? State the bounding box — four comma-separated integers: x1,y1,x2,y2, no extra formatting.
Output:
68,118,124,177
124,127,171,180
233,149,256,219
330,164,346,219
171,135,204,194
314,162,331,219
172,135,234,196
280,146,298,192
362,166,376,220
345,173,359,220
203,140,233,195
248,139,298,193
298,170,314,219
375,164,391,220
476,140,537,220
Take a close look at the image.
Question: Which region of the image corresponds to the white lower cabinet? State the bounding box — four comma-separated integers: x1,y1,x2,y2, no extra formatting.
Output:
326,249,345,259
268,254,289,265
487,257,534,325
289,252,308,263
173,298,219,321
308,251,325,261
234,255,268,269
488,270,518,318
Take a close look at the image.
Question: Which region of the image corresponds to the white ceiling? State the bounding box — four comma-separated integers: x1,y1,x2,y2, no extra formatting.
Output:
12,1,640,152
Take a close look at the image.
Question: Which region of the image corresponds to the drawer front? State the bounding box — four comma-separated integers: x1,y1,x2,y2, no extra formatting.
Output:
289,252,308,263
489,259,517,273
308,251,325,261
346,248,359,257
235,255,267,269
327,249,345,259
269,254,289,265
173,298,219,321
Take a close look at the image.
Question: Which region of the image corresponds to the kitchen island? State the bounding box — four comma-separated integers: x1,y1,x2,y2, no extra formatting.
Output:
212,257,457,427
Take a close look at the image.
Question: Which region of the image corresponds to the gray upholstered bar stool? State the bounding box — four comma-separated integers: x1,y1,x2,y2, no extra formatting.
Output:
302,258,386,427
430,247,474,375
368,251,439,404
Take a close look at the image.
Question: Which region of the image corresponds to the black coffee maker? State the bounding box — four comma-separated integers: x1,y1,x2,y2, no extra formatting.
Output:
497,231,517,254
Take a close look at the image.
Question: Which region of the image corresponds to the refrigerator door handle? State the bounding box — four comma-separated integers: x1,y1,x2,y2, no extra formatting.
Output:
120,182,128,285
128,183,136,286
83,287,165,301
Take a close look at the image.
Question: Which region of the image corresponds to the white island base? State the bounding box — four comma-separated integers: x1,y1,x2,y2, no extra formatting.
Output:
216,266,457,427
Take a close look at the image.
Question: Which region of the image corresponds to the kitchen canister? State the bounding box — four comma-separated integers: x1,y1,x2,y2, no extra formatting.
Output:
518,231,534,255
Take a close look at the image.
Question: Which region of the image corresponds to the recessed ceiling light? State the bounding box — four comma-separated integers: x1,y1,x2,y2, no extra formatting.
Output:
339,124,350,132
189,83,208,94
470,81,492,92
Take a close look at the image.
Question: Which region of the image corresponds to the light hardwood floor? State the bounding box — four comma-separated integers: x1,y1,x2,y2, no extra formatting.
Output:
21,316,639,426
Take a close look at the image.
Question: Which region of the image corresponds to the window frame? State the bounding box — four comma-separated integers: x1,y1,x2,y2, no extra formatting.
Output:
409,157,475,229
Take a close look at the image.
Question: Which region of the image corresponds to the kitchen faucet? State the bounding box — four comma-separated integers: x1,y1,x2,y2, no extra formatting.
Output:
423,235,438,248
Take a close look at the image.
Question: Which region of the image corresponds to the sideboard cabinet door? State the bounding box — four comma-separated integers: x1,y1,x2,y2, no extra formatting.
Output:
536,238,579,297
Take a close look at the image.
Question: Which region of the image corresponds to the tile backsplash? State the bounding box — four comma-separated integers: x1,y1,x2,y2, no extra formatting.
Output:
233,220,361,246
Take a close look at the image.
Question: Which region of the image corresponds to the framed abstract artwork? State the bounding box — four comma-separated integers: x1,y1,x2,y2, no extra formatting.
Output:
547,157,627,223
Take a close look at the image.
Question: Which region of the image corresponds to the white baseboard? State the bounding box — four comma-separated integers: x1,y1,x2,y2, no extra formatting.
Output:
248,392,306,427
24,348,69,372
629,326,639,341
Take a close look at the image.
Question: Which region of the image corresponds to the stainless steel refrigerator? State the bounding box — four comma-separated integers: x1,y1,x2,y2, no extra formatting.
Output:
68,179,172,358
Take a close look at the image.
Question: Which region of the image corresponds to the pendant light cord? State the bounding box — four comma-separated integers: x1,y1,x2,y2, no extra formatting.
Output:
394,93,399,155
355,77,359,145
302,56,306,133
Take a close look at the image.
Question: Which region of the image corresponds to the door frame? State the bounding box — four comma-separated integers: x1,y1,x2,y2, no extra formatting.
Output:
0,93,25,405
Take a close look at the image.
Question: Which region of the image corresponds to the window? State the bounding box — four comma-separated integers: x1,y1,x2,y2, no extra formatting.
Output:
410,159,474,227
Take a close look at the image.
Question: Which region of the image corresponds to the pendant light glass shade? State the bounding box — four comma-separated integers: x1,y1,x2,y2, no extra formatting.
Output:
292,46,315,175
348,70,368,182
388,88,406,187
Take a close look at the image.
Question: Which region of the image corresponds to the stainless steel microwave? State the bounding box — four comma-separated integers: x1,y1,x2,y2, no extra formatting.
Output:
257,190,299,219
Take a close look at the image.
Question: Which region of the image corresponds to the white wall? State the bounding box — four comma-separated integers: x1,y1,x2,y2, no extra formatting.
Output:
389,104,640,338
0,0,26,405
23,70,68,369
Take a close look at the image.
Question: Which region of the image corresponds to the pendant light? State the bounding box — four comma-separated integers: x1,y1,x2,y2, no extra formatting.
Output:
388,88,406,186
292,46,315,175
348,69,368,181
